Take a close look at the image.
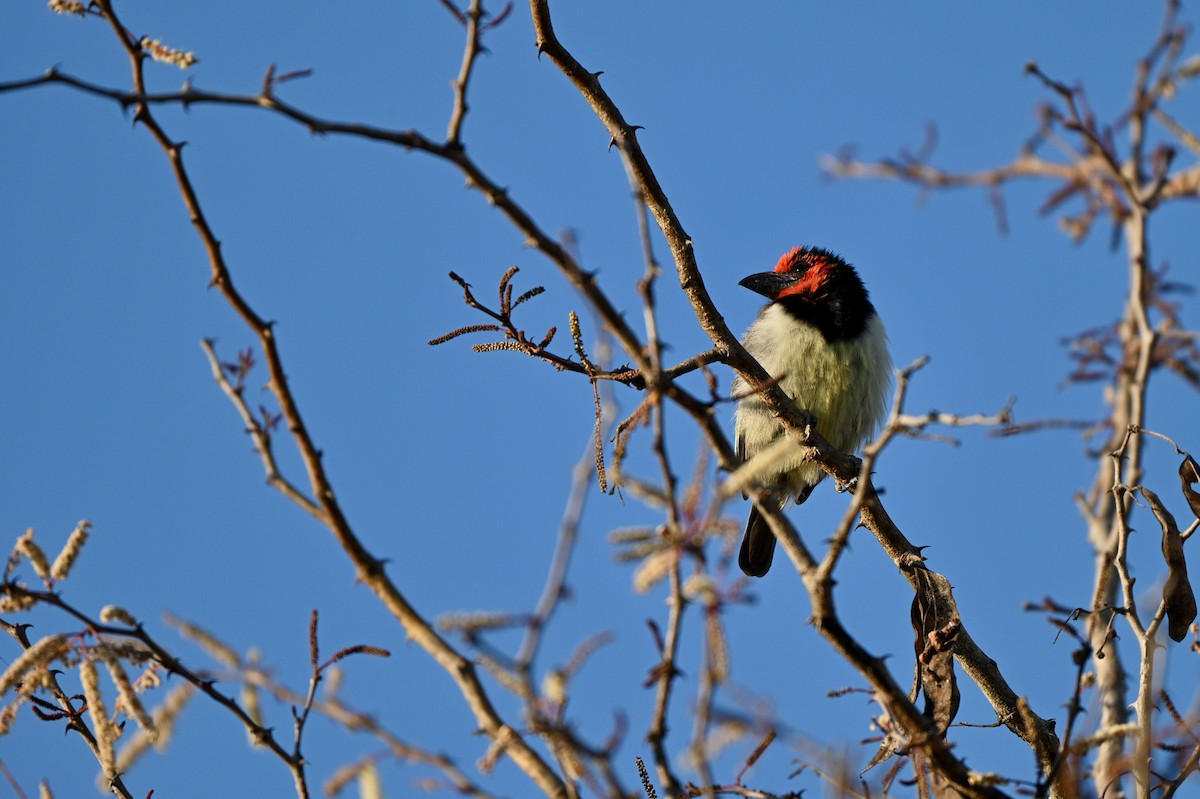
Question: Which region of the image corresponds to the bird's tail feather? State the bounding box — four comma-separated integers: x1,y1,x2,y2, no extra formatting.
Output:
739,506,776,577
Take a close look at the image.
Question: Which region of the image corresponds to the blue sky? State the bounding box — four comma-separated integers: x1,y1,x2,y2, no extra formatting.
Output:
1,2,1197,797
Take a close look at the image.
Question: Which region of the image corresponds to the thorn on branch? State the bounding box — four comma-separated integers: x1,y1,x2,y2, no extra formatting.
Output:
646,619,665,655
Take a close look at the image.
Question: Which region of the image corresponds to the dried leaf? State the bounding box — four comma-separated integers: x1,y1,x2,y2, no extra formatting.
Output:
1142,486,1197,643
910,571,960,733
1179,455,1200,521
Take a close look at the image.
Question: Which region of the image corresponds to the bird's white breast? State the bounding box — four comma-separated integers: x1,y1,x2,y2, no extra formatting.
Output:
734,305,891,497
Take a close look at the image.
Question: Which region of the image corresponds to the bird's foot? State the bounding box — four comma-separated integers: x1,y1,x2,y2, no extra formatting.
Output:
797,409,818,441
836,458,863,493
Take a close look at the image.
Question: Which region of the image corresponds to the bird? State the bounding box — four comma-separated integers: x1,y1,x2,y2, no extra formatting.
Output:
733,246,891,577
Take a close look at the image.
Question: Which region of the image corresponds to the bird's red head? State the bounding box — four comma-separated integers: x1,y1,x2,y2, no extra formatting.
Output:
740,246,849,302
740,245,874,343
769,246,843,301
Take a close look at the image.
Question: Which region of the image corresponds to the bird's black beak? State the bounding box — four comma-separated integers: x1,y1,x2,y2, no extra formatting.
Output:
739,271,799,300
